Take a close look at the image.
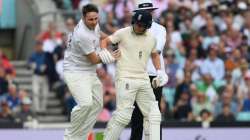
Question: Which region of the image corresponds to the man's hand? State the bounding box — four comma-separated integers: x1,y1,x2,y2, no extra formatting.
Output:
111,49,121,60
40,64,47,72
152,70,168,88
99,48,121,64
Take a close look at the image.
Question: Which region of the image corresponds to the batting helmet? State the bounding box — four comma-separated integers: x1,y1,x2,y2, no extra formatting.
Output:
131,10,152,29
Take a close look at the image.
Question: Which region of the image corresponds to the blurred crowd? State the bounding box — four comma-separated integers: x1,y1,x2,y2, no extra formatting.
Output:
2,0,250,125
0,50,35,123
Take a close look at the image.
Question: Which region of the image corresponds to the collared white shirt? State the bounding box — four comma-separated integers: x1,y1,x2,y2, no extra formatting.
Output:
147,21,166,76
200,57,225,80
63,20,101,73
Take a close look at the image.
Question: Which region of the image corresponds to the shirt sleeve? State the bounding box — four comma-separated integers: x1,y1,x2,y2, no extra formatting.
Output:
217,59,225,80
109,29,123,44
77,36,95,55
151,37,158,53
200,60,209,75
155,27,166,51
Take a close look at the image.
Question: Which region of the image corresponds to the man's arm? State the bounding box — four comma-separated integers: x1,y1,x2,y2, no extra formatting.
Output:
151,51,168,88
77,37,102,64
100,31,108,40
101,28,122,49
151,52,161,70
155,26,166,52
86,52,102,64
86,35,120,65
100,37,112,49
86,48,120,65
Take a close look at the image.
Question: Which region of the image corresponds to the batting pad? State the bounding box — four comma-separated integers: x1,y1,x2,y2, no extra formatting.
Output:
148,101,161,140
104,107,134,140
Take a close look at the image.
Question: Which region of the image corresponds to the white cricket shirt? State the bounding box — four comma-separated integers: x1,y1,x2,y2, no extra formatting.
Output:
109,26,157,80
147,21,166,76
63,20,101,74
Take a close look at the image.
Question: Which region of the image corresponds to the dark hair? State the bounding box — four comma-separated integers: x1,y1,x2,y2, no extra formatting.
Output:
199,109,210,116
222,104,230,108
82,4,99,17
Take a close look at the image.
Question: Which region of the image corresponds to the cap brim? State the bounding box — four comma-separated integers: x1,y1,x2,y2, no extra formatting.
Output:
133,7,158,12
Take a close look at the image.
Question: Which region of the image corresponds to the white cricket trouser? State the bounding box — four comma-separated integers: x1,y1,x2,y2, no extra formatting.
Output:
104,78,161,140
63,72,103,140
32,74,49,112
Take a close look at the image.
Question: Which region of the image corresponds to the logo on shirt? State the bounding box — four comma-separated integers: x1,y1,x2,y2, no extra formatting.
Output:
139,51,142,59
125,83,129,90
138,14,142,21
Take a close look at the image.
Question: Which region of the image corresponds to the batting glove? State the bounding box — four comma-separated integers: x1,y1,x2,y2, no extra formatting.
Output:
98,48,116,64
152,70,168,88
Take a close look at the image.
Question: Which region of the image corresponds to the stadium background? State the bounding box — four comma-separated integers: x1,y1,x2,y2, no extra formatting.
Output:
1,0,250,139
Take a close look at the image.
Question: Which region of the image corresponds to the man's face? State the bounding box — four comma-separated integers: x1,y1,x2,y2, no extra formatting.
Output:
133,23,147,34
83,12,99,30
66,18,75,32
147,9,154,15
35,44,43,52
209,48,217,59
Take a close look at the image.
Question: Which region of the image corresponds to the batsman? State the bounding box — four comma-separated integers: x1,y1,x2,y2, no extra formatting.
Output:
101,10,168,140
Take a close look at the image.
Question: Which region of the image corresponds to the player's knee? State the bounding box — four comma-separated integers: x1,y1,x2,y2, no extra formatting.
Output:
95,99,103,112
149,102,161,123
97,101,103,110
115,107,134,125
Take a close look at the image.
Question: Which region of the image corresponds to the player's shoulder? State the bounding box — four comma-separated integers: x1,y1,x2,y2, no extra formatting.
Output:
74,29,92,44
112,26,131,36
73,23,86,37
74,29,87,41
152,22,166,32
117,26,131,33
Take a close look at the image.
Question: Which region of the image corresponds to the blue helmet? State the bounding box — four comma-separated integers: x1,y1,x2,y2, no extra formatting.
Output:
131,10,152,29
